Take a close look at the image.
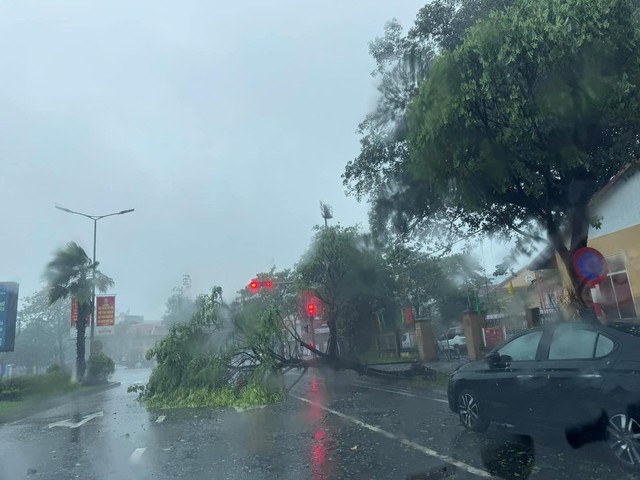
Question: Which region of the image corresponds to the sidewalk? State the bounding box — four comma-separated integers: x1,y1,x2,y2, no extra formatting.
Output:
0,381,121,423
424,357,470,375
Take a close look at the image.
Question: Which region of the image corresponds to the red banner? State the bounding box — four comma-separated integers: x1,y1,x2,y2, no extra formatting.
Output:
404,307,414,325
71,298,78,327
96,296,115,327
70,298,90,330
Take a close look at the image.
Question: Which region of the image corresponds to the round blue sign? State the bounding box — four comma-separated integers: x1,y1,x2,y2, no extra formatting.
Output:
573,247,608,285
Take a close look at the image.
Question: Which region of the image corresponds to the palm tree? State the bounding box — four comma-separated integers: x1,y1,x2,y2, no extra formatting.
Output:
44,242,114,380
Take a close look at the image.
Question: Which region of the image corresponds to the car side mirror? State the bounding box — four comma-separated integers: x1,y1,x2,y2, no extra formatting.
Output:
500,355,513,364
486,352,511,367
485,351,500,366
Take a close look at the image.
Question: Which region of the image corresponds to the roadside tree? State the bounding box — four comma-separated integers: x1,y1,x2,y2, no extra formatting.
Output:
44,242,114,379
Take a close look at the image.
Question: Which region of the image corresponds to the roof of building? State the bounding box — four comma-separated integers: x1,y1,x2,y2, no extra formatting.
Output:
129,321,167,337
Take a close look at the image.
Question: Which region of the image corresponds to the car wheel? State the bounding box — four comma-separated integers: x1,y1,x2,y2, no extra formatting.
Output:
606,411,640,469
457,389,490,432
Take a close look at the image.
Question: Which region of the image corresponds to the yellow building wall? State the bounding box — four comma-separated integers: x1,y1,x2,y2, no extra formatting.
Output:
588,223,640,316
499,269,546,310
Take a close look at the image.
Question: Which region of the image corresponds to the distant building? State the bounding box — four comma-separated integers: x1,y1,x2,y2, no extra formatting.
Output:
101,315,168,367
124,322,168,365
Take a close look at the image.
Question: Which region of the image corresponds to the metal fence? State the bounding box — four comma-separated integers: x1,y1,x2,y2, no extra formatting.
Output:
378,332,398,353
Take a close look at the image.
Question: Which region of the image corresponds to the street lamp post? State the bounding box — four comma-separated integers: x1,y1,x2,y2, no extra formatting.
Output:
55,205,134,356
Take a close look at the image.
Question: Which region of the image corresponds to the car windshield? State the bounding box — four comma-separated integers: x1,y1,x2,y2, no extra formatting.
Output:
2,1,640,479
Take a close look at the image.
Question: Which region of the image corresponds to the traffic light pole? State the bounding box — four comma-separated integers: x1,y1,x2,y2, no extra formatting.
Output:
309,314,316,355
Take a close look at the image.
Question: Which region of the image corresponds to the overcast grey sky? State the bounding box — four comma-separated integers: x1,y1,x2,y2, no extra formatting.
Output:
2,1,447,319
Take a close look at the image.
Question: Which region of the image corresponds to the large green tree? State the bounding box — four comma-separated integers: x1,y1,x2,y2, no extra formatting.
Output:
406,0,640,293
0,289,74,372
347,0,640,300
44,242,114,379
18,288,72,368
343,1,513,247
296,226,397,358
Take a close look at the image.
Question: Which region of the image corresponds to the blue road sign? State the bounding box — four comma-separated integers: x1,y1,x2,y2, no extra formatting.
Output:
573,248,608,285
0,282,19,352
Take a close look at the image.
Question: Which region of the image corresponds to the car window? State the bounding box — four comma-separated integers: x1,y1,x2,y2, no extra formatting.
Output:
595,334,615,357
548,326,598,360
497,331,543,361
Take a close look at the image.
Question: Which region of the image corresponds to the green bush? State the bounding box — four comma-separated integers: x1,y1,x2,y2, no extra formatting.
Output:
86,353,115,384
46,364,62,374
0,370,75,401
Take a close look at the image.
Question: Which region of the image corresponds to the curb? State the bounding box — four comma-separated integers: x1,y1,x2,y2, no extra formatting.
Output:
0,381,121,424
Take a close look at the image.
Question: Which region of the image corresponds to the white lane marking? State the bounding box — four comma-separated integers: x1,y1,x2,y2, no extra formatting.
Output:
424,397,448,404
155,415,166,423
128,447,146,464
355,383,416,397
354,382,449,404
290,394,491,479
48,411,103,429
234,405,267,413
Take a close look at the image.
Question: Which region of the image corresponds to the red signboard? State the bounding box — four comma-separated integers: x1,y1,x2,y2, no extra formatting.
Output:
483,327,506,350
403,307,414,325
71,298,78,327
96,296,115,327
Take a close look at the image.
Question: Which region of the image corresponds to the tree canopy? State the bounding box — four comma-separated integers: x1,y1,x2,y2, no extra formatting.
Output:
343,1,514,247
407,0,640,284
296,225,397,357
346,0,640,295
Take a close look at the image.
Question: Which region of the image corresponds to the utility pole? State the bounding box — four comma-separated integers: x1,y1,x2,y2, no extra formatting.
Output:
307,303,316,355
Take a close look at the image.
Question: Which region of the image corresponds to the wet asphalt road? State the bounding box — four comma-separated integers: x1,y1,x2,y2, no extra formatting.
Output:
0,368,636,480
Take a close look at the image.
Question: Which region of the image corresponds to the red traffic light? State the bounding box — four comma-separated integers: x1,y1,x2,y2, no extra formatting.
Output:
249,279,260,292
307,303,316,316
265,279,273,288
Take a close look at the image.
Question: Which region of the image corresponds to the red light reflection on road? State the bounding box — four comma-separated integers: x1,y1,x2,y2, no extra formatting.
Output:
302,373,335,478
311,427,331,478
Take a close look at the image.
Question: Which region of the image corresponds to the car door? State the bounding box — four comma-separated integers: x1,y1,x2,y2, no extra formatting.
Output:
531,324,615,429
482,330,545,425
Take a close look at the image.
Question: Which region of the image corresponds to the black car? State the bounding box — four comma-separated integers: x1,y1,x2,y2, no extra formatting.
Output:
447,321,640,469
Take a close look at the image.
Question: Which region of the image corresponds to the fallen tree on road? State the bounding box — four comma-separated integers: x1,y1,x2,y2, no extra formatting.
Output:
130,287,434,409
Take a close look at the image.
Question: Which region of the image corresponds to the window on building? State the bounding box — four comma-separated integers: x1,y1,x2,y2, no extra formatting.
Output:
597,254,637,320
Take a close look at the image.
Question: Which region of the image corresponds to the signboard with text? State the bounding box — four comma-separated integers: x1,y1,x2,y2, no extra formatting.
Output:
0,282,19,352
96,295,115,335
